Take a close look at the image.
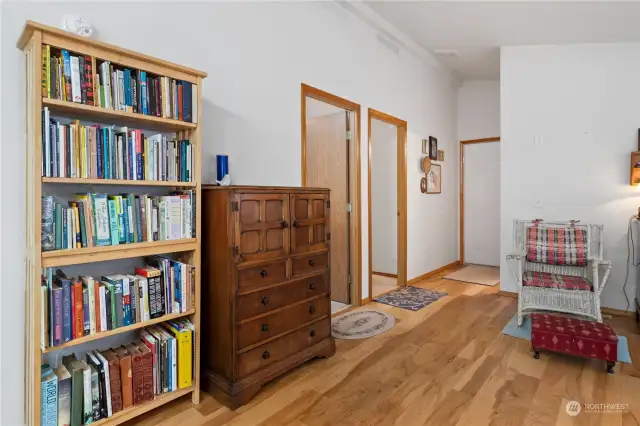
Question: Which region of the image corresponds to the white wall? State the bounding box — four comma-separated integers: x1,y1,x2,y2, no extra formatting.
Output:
371,119,398,275
458,80,500,141
501,43,640,311
1,3,458,423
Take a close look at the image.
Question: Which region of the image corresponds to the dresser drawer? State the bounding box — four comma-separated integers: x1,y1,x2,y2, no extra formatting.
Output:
237,319,330,377
236,273,329,321
237,295,330,350
237,259,288,290
291,252,329,277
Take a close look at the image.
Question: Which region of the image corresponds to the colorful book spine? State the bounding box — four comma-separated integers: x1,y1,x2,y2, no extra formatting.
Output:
40,365,58,426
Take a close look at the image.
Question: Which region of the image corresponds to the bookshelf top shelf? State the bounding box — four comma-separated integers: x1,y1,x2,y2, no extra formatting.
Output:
42,177,197,187
18,21,207,79
42,238,197,267
43,98,197,132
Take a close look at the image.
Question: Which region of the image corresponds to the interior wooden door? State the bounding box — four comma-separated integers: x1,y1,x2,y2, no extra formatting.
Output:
234,193,290,263
305,111,350,303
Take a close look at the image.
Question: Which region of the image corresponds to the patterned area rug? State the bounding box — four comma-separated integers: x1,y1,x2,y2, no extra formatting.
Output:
373,286,448,311
331,309,395,340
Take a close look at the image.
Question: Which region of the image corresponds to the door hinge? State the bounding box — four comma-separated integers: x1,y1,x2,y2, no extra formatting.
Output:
348,274,352,284
327,232,331,241
346,203,352,213
462,157,465,164
346,131,352,141
234,245,240,255
326,200,330,209
231,201,239,211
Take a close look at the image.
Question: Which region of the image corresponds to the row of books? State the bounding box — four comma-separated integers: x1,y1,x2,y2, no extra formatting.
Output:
41,191,195,251
97,61,198,123
41,263,195,348
40,44,197,124
40,322,194,426
41,45,94,106
41,108,194,181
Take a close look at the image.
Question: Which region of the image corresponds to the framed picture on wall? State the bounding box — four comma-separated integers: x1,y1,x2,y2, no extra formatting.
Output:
437,150,444,162
422,139,429,154
429,136,438,160
426,163,442,194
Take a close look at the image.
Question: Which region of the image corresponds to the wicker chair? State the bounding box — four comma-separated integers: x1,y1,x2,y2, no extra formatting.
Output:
506,220,612,326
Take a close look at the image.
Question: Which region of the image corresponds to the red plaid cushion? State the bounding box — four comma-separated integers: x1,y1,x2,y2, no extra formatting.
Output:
526,225,588,266
523,271,592,291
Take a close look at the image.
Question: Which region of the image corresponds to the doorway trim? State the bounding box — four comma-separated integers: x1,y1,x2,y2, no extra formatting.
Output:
301,83,362,306
459,137,501,265
367,108,408,300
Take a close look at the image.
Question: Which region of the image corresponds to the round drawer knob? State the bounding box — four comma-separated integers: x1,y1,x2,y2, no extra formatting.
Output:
308,259,315,266
260,269,268,278
309,282,316,291
309,305,316,314
310,330,316,338
261,296,269,305
281,220,288,228
262,351,270,360
261,323,269,332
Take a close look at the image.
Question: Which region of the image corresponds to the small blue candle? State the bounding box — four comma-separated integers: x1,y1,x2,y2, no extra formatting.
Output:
216,155,229,182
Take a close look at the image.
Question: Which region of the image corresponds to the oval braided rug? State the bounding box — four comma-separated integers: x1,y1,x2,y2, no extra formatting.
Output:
331,309,395,340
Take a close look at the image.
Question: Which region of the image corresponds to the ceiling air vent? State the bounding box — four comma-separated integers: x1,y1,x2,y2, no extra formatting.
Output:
433,50,460,59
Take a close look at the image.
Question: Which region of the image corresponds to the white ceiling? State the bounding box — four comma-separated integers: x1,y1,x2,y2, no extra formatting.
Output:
365,1,640,80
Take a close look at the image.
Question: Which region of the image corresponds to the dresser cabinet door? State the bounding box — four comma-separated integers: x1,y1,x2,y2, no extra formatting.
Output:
234,193,290,263
290,193,330,254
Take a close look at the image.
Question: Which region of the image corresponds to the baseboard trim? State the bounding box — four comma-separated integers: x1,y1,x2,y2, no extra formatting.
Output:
407,261,461,285
601,307,635,318
496,291,634,317
372,271,398,278
497,290,517,299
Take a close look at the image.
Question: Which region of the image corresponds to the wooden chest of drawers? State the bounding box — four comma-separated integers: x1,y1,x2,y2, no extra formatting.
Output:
201,186,335,407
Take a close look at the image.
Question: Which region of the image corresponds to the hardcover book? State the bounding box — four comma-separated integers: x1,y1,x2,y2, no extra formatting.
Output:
41,365,58,426
54,363,71,426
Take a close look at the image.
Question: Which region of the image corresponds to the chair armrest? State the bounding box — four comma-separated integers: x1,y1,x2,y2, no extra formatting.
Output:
589,259,612,294
506,251,526,260
505,251,526,287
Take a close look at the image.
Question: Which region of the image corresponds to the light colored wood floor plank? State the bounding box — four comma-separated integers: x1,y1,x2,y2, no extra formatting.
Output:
124,265,639,426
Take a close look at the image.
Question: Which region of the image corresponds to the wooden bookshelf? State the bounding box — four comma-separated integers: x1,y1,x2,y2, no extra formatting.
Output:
42,177,197,187
42,310,195,353
43,97,197,131
92,387,194,426
19,21,206,426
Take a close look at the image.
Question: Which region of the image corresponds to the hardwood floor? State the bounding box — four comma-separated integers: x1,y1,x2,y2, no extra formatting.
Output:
125,265,640,426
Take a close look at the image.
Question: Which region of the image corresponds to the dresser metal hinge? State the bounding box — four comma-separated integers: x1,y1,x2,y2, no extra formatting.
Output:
326,200,330,209
327,232,331,241
346,202,352,213
231,201,239,211
234,245,240,255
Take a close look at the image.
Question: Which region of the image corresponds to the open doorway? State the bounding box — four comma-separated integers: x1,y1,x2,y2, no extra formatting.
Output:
301,84,362,314
368,109,407,299
453,137,501,287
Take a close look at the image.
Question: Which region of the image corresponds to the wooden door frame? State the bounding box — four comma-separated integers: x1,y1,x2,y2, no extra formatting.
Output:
459,137,500,265
301,83,362,306
367,108,408,300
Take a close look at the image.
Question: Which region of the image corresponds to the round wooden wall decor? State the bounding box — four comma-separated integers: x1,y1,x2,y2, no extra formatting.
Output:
420,176,427,193
421,156,431,173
